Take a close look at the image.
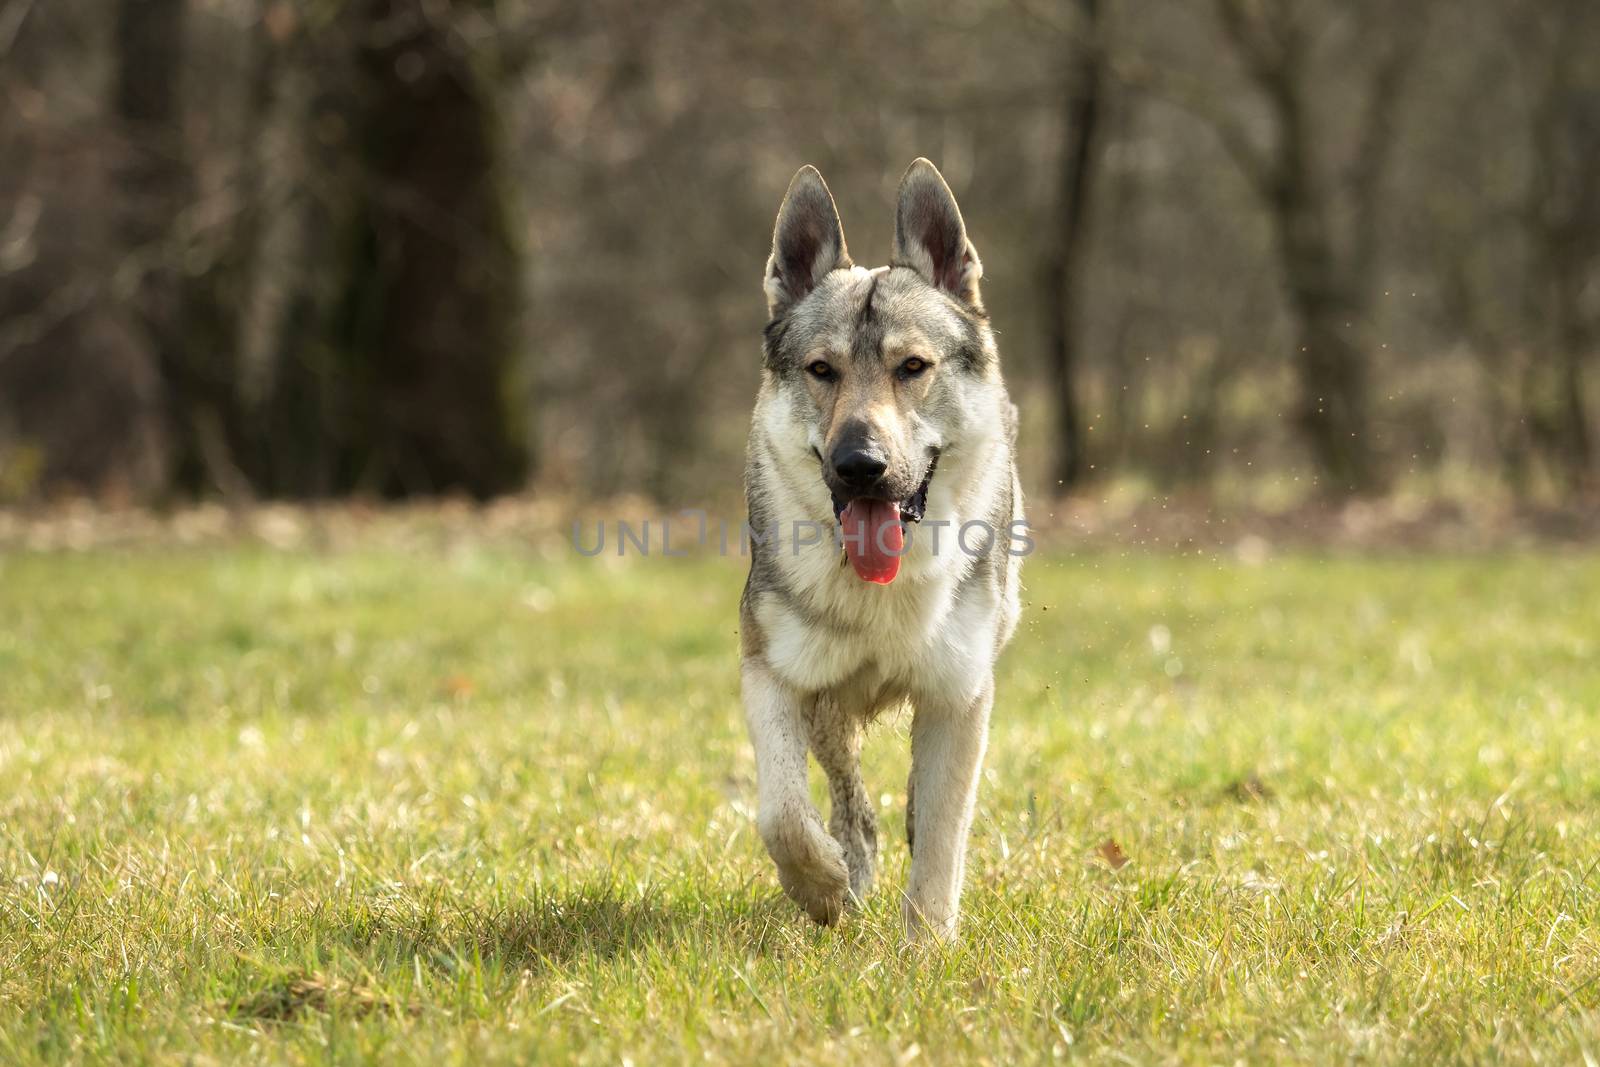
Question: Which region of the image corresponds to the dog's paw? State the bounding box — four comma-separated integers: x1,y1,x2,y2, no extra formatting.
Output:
762,808,849,926
782,856,849,926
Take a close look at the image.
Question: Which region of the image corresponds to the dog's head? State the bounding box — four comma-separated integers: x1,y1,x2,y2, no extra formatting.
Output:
760,159,999,582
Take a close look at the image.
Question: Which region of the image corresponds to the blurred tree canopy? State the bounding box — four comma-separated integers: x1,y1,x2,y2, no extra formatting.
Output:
1,0,1597,504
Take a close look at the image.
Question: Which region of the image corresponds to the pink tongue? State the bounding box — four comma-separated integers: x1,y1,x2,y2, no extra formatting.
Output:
840,499,904,584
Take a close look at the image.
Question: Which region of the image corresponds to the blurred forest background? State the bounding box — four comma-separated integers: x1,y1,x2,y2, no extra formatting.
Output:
1,0,1598,508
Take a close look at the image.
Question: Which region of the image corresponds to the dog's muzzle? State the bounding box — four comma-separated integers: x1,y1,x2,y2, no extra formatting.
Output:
827,449,938,525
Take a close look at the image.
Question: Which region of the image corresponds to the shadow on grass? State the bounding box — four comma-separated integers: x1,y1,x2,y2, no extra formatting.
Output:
241,879,816,1002
227,973,424,1023
458,883,801,970
223,890,785,1024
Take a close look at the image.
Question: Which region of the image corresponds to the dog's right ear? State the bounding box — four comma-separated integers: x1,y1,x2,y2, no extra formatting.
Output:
764,166,850,318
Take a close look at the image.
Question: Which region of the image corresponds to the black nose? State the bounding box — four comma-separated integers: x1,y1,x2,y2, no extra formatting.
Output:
831,446,888,490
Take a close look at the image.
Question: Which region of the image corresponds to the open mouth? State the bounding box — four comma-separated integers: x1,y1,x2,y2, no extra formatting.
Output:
829,451,939,585
829,451,938,525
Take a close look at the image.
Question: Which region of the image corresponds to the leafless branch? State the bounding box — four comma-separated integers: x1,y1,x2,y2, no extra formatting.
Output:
1111,53,1275,196
0,0,33,58
1347,2,1432,275
1212,0,1302,92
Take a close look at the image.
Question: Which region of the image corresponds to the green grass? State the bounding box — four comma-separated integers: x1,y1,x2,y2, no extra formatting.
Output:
4,539,1600,1063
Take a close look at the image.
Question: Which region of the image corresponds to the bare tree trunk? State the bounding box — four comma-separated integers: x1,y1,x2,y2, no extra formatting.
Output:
1042,0,1106,492
1250,15,1377,493
112,0,197,491
113,0,185,263
332,0,528,498
1525,0,1599,491
1203,0,1427,494
1269,158,1377,490
116,0,261,500
1284,289,1376,492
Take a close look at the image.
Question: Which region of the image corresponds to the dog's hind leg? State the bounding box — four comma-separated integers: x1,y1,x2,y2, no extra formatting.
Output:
903,678,993,943
742,661,849,926
806,695,877,904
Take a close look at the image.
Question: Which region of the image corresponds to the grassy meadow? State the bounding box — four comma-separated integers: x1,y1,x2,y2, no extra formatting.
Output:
3,528,1600,1063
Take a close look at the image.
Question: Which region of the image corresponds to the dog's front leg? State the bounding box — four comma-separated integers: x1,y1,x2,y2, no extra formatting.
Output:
742,660,849,925
903,678,993,942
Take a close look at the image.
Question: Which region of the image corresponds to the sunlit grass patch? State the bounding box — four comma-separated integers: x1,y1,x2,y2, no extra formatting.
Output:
2,545,1599,1063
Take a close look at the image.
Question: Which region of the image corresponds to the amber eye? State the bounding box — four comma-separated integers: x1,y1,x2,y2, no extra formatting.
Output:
899,357,930,378
806,360,835,381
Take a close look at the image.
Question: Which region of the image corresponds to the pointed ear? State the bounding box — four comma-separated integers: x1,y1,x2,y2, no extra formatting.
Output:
764,165,850,318
891,158,983,310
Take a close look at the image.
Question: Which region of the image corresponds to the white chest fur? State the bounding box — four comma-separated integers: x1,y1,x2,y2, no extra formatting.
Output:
752,475,1006,706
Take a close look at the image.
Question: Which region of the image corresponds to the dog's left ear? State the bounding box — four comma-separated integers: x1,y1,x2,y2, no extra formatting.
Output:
892,158,983,311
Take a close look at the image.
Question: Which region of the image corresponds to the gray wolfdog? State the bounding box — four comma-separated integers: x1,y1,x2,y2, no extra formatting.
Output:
740,158,1024,942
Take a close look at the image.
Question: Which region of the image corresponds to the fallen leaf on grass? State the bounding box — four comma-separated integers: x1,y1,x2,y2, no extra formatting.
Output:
1094,838,1129,870
440,675,476,698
